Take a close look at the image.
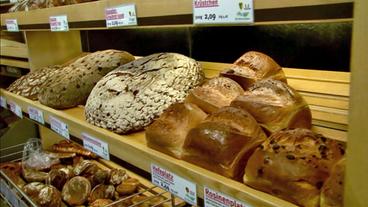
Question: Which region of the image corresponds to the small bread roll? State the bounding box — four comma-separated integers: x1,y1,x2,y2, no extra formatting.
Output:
320,158,345,207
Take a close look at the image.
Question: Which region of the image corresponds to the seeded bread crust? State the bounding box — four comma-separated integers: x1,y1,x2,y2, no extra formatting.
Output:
85,53,205,134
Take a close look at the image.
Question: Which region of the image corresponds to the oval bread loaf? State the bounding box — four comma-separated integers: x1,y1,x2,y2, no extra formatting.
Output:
38,49,134,109
85,53,205,134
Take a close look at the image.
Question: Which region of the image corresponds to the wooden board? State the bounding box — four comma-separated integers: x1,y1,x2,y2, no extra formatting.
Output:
0,57,29,69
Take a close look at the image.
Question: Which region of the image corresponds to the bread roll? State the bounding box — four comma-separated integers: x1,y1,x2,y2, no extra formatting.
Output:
231,79,311,135
146,103,207,159
7,65,63,100
185,77,244,114
183,106,267,180
221,51,286,90
38,49,134,109
85,53,205,134
244,129,345,207
320,158,345,207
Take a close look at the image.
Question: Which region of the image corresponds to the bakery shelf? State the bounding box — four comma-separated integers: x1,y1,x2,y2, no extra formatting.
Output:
0,57,29,69
0,60,350,206
0,0,353,31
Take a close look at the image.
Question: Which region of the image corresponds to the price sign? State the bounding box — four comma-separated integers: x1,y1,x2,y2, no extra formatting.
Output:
49,15,69,31
82,133,110,160
0,96,6,108
193,0,254,24
6,19,19,32
105,4,137,28
49,115,70,139
28,106,45,124
151,164,197,205
204,187,252,207
8,101,23,118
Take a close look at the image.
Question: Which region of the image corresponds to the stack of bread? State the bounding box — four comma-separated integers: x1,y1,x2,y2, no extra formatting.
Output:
146,51,345,207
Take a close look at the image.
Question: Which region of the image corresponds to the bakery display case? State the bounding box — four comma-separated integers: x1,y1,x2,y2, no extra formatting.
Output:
1,0,367,207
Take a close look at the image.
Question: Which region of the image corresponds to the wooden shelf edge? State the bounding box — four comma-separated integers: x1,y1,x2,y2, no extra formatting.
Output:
0,89,298,207
1,46,28,58
0,57,30,69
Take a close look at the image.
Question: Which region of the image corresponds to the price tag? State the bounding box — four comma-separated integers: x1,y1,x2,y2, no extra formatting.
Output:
49,15,69,31
8,101,23,118
49,115,70,139
6,19,19,32
204,187,252,207
28,106,45,124
193,0,254,24
0,96,6,108
82,133,110,160
105,4,137,28
151,164,197,205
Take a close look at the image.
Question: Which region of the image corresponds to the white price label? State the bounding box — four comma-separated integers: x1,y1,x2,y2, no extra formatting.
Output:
193,0,254,24
6,19,19,32
105,4,137,28
204,187,252,207
0,96,6,108
49,15,69,31
8,101,23,118
151,164,197,205
82,133,110,160
49,116,70,139
28,106,45,124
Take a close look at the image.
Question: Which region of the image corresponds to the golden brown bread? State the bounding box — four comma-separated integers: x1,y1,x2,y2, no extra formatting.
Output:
220,51,286,90
243,128,345,207
320,158,345,207
183,106,267,180
185,77,244,113
231,79,311,135
146,102,207,159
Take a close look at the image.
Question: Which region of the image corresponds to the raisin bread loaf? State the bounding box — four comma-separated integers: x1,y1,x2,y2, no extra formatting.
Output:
85,53,205,134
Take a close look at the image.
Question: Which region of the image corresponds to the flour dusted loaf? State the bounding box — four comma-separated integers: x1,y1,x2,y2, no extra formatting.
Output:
7,65,63,100
183,106,267,180
231,79,312,135
244,128,345,207
38,50,134,109
85,53,205,134
146,103,207,159
185,77,244,114
221,51,286,90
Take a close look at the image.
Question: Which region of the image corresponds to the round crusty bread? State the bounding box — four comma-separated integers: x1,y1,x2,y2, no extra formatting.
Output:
185,77,244,114
85,53,205,134
7,65,63,100
244,128,345,207
220,51,286,90
231,79,312,135
320,157,345,207
62,176,91,206
38,50,134,109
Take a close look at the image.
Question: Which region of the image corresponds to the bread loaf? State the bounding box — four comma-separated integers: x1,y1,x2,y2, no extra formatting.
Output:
231,79,311,135
7,65,63,100
243,128,345,207
221,51,286,89
38,50,134,109
183,106,267,180
146,103,207,159
85,53,205,134
185,77,244,114
320,158,345,207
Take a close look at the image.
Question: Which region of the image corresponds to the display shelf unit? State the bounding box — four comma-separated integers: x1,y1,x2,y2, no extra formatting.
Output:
1,0,367,206
0,0,353,30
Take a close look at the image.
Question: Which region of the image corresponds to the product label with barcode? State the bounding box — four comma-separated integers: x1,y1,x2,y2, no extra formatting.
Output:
8,101,23,118
204,187,252,207
193,0,254,24
6,19,19,32
49,15,69,31
82,133,110,160
28,106,45,124
49,115,70,139
151,164,197,205
105,4,137,28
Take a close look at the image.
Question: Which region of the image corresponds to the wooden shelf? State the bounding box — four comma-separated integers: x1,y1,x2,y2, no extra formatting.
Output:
0,61,350,206
0,0,353,31
1,39,28,58
0,57,29,69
